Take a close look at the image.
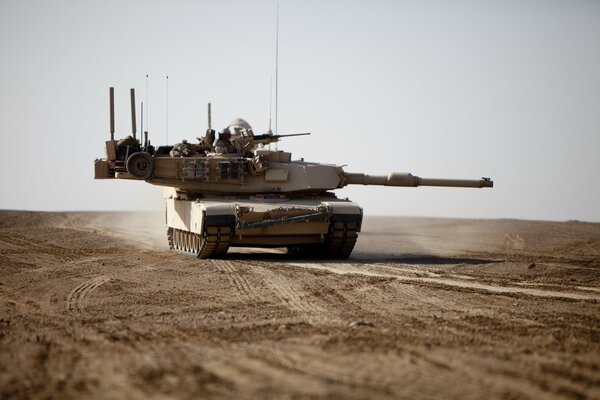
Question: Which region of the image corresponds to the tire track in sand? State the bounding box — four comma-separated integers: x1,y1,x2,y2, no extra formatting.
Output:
251,264,324,314
390,281,463,311
210,260,261,302
211,260,324,313
287,262,600,301
250,345,396,390
66,277,111,312
291,262,464,311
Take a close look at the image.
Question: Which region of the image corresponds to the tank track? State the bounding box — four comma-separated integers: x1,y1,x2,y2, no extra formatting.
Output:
322,220,358,259
167,224,232,259
288,220,358,259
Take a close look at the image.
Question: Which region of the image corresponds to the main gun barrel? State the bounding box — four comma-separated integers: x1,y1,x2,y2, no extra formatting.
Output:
345,172,493,188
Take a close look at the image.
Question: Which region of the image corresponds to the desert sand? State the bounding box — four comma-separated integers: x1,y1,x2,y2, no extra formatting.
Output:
1,211,599,399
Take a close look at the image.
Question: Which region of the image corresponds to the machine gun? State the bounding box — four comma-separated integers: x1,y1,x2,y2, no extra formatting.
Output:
252,132,311,144
234,132,311,153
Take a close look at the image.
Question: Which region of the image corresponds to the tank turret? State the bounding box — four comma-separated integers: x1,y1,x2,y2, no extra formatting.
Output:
95,87,493,259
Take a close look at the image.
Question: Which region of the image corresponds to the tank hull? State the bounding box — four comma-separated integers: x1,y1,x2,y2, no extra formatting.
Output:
165,192,363,259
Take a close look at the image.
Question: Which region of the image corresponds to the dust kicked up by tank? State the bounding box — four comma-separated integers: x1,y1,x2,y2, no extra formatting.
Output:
94,87,493,259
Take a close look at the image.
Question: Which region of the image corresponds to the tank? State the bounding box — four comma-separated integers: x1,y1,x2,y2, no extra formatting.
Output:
94,88,493,259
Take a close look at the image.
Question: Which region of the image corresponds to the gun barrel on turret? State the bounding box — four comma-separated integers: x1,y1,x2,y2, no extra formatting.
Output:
345,172,493,188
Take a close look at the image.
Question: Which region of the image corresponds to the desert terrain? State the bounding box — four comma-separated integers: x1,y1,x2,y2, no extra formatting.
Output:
0,210,599,399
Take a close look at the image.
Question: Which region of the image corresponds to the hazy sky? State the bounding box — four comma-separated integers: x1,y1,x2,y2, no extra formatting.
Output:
1,0,599,221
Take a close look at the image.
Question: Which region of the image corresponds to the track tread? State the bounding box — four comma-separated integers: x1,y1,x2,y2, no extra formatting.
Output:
168,224,232,259
286,220,359,259
322,220,358,259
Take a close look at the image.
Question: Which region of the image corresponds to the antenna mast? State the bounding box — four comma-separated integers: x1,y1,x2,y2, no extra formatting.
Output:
268,75,273,134
275,2,279,137
145,74,149,135
165,75,169,145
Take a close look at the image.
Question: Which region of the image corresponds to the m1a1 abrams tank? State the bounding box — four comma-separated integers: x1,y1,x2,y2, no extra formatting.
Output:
94,88,493,259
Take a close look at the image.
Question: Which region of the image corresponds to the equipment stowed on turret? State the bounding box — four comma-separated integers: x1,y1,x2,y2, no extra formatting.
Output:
94,87,494,259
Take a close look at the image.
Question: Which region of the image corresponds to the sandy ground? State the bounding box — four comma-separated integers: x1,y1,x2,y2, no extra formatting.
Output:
0,210,599,399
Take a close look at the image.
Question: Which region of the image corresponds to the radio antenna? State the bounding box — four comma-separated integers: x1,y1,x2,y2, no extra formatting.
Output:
165,75,169,145
275,2,279,149
268,75,273,134
275,3,279,136
145,74,149,136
